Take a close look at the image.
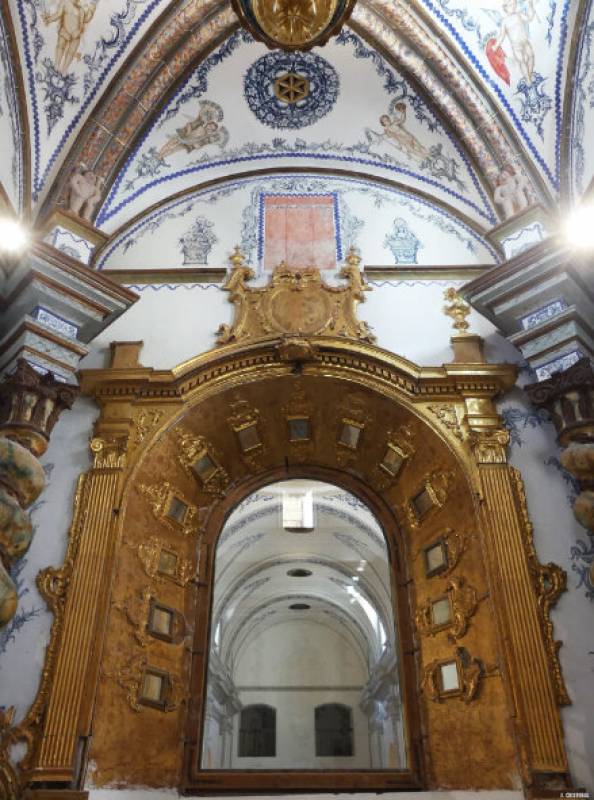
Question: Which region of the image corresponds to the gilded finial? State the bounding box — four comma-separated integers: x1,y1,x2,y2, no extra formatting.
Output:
443,287,471,334
229,245,245,270
345,246,361,269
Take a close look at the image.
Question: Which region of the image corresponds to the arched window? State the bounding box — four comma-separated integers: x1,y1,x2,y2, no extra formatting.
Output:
315,703,353,757
238,704,276,757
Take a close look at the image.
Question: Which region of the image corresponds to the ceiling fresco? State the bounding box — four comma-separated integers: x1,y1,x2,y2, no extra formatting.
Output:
211,482,394,671
0,10,24,211
412,0,574,191
569,0,594,201
0,0,591,259
97,29,495,231
7,0,173,201
95,173,499,271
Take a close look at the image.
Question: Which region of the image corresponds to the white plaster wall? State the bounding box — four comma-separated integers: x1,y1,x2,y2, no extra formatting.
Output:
1,280,593,794
228,621,370,769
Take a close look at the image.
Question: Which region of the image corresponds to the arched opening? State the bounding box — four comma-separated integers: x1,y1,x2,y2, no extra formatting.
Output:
200,479,406,771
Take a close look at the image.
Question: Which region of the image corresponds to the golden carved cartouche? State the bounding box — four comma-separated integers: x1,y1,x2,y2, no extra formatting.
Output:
216,248,375,345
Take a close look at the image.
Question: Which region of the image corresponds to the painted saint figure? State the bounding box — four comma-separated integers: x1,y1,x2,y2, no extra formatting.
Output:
158,100,228,160
376,103,428,164
43,0,96,74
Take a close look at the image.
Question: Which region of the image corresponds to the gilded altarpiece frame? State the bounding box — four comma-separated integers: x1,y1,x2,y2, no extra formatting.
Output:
0,266,571,798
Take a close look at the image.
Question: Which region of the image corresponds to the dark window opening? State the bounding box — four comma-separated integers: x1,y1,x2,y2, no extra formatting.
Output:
315,703,353,757
238,704,276,757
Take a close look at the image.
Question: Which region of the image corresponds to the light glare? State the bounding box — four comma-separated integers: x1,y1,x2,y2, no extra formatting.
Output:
564,204,594,250
0,217,28,254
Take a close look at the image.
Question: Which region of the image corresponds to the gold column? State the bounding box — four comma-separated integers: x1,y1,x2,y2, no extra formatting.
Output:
473,431,567,779
31,436,127,784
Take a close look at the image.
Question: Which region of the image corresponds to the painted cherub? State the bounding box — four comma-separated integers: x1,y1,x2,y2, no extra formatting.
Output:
43,0,96,74
158,100,228,160
367,101,428,165
485,0,537,86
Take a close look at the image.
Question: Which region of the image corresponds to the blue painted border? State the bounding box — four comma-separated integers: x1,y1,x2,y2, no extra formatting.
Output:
418,0,571,190
32,305,80,337
97,30,496,226
567,0,594,199
99,151,495,226
256,191,342,266
96,172,501,269
16,0,162,198
0,12,24,210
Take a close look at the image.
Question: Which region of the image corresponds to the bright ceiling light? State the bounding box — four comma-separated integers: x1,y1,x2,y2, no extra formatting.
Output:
563,204,594,250
0,217,28,254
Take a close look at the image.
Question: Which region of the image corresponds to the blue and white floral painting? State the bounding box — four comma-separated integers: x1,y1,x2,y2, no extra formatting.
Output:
96,173,499,272
0,12,24,211
11,0,167,199
569,0,594,201
417,0,571,190
98,30,495,231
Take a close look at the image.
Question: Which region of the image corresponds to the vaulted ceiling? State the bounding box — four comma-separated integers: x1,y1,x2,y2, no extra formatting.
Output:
1,0,593,263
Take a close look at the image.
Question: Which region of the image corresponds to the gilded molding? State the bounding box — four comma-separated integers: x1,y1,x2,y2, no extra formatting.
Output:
103,656,185,713
0,472,90,797
414,528,472,576
90,436,128,469
421,647,490,704
401,469,456,529
373,424,415,490
133,409,164,447
443,288,471,334
471,429,510,465
113,587,152,648
174,428,230,496
132,536,195,587
226,395,265,469
137,481,204,537
428,403,463,440
509,467,570,706
415,577,480,639
216,248,375,345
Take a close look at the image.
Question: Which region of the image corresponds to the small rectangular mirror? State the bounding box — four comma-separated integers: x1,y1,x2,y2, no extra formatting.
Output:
431,597,452,627
237,424,261,452
438,661,459,694
424,540,448,576
287,417,311,441
339,422,363,450
411,487,434,520
167,495,188,524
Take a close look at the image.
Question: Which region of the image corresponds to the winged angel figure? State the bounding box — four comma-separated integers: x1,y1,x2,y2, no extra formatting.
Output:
483,0,536,86
157,100,229,160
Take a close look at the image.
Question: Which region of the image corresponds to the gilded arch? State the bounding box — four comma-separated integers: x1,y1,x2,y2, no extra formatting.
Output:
0,301,567,796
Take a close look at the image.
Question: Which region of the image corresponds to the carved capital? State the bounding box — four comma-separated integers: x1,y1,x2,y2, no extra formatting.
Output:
525,356,594,445
470,429,509,464
0,359,79,457
90,435,128,469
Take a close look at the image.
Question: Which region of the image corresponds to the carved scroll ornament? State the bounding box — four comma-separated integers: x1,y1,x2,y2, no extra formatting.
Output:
216,248,375,345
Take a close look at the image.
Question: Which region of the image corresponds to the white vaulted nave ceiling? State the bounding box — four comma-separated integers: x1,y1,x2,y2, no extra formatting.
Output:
0,0,593,254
